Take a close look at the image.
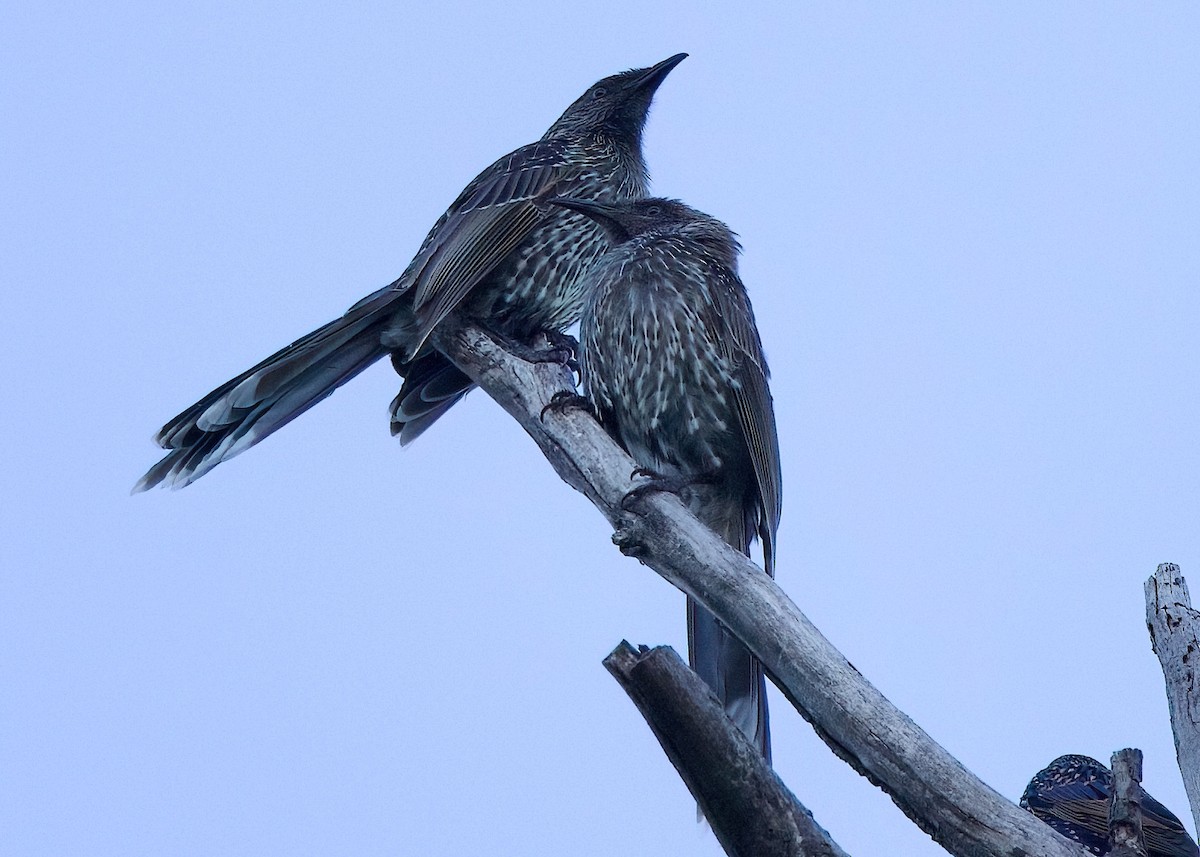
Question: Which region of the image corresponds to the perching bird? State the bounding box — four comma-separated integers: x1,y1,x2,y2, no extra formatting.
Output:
135,54,686,491
1021,754,1199,856
550,197,781,759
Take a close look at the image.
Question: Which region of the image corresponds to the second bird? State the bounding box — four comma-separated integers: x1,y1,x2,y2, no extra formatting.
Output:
551,196,782,758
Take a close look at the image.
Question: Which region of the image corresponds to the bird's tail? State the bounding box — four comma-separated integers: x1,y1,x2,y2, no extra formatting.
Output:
135,296,398,491
388,351,475,445
687,503,771,761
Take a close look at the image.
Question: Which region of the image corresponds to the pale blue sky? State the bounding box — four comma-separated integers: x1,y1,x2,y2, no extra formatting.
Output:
3,4,1199,855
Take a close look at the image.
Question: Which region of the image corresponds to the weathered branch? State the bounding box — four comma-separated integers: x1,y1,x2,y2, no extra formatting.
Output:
1109,748,1147,857
1146,563,1200,833
434,317,1089,857
603,641,849,857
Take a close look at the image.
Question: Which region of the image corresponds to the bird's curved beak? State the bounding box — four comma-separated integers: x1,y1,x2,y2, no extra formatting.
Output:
546,197,629,241
628,53,688,93
546,197,620,220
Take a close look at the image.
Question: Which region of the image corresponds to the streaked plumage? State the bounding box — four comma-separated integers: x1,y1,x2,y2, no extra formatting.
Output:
135,54,686,490
554,197,781,758
1021,754,1198,856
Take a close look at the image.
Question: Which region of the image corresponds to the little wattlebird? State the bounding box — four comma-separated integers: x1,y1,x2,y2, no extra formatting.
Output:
1022,754,1199,856
135,54,686,491
547,196,781,759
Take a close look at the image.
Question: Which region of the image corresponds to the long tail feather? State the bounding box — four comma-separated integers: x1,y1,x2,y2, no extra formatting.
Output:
135,308,392,491
687,501,771,761
687,600,771,762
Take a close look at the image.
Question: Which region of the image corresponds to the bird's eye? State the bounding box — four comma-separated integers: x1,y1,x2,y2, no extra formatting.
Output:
646,205,662,216
592,86,608,99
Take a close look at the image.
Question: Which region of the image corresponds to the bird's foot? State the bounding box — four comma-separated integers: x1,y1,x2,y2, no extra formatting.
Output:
540,390,593,422
620,468,713,512
543,329,579,360
487,327,578,373
528,330,579,374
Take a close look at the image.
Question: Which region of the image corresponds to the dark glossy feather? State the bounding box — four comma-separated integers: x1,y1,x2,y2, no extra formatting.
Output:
1021,754,1198,857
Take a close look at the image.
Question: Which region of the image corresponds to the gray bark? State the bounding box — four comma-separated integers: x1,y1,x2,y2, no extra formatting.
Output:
604,641,849,857
1146,563,1200,834
1109,748,1148,857
434,318,1090,857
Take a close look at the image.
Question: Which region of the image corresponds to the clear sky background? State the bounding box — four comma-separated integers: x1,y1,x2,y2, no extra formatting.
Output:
3,4,1199,855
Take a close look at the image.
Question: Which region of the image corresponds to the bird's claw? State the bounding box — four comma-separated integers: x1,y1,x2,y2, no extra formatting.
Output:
621,468,713,511
532,346,578,374
620,484,656,512
543,330,579,357
621,481,673,512
540,390,592,422
482,326,577,372
534,331,580,375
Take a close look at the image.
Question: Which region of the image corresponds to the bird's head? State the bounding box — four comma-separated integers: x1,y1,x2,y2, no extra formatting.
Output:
546,196,740,268
545,53,686,142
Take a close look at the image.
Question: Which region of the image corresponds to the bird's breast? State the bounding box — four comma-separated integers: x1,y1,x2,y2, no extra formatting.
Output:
584,254,740,477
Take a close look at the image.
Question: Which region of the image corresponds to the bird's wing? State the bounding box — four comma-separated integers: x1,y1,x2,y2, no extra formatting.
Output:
709,265,782,575
405,140,571,351
1143,791,1200,856
1026,778,1110,838
1031,780,1197,856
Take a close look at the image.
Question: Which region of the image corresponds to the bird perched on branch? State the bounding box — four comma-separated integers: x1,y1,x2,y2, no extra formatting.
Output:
1021,754,1199,856
135,54,687,491
549,196,781,759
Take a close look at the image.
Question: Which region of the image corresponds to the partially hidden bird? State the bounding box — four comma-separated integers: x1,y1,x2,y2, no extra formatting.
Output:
549,196,782,759
135,54,687,491
1021,754,1199,856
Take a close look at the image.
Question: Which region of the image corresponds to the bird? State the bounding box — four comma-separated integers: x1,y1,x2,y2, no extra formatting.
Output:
135,53,687,491
548,196,782,759
1021,754,1199,856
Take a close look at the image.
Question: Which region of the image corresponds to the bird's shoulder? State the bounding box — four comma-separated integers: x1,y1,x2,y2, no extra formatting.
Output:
395,138,581,319
449,138,576,212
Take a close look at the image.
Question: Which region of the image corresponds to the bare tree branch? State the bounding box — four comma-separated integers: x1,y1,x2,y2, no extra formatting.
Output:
603,641,849,857
434,317,1090,857
1146,563,1200,833
1109,748,1148,857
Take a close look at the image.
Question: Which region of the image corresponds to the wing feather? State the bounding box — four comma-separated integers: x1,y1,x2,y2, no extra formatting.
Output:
402,143,572,350
709,266,782,575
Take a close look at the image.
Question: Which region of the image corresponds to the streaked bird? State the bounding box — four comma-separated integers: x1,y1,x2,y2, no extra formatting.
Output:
551,196,781,758
1021,754,1198,856
135,54,686,491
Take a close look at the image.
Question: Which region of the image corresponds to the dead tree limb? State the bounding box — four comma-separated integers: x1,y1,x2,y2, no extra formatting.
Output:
603,641,849,857
1146,563,1200,832
1109,748,1148,857
434,318,1089,857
